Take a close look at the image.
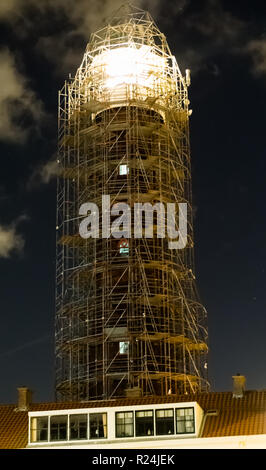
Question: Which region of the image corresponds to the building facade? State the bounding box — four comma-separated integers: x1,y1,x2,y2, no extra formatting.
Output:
1,387,266,449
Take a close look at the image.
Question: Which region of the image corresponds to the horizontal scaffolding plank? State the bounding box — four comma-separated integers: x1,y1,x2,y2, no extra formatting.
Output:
135,372,199,382
60,159,185,179
135,332,208,352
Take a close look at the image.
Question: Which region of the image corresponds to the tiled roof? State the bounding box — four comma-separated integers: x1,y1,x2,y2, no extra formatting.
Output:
198,390,266,438
0,405,28,449
1,390,266,448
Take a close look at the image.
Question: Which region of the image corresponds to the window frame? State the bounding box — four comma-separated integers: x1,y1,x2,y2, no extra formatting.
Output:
119,164,129,176
29,405,197,444
175,407,195,435
119,341,129,355
155,408,175,436
115,411,134,438
50,414,69,441
89,412,108,440
30,416,49,443
135,409,154,437
69,413,88,441
119,239,129,256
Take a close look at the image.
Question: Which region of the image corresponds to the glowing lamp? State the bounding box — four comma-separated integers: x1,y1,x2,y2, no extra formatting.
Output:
90,45,167,99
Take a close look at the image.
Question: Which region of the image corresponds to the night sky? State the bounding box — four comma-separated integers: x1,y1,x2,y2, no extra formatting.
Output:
0,0,266,404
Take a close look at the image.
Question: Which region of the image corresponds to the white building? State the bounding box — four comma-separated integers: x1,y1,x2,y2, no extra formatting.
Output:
2,379,266,449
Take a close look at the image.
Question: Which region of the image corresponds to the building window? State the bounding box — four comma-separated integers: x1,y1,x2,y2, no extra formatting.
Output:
119,341,129,354
176,407,195,434
89,413,107,439
30,417,48,442
116,411,134,438
50,415,68,441
135,410,154,437
69,414,87,440
119,238,129,255
155,409,174,435
119,164,129,175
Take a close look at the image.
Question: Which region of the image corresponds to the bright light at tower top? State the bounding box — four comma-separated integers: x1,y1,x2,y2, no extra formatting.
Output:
72,7,190,109
90,44,167,90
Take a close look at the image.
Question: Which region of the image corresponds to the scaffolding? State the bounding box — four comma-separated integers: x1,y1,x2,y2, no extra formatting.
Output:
55,5,209,401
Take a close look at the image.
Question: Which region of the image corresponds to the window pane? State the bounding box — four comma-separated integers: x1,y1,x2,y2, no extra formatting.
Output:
119,341,129,354
156,409,174,436
50,415,68,441
89,413,107,439
176,408,195,434
176,421,185,434
116,411,134,438
120,247,129,255
156,409,173,418
136,410,154,437
70,414,87,440
119,240,129,256
30,417,48,442
119,165,128,175
136,410,153,418
185,422,194,432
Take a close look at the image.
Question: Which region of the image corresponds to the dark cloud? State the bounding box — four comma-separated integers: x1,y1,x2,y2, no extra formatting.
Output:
172,0,247,73
185,0,244,42
36,32,84,77
0,48,46,144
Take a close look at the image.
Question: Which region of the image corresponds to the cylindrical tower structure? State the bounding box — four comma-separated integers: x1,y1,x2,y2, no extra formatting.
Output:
55,5,209,401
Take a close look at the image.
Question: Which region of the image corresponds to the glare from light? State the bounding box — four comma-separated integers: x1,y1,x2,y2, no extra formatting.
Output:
90,45,167,92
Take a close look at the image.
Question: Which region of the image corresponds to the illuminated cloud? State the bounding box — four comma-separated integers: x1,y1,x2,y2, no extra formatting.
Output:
0,0,20,19
246,38,266,76
0,1,162,75
0,0,251,78
27,156,59,189
0,218,26,259
0,0,161,33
